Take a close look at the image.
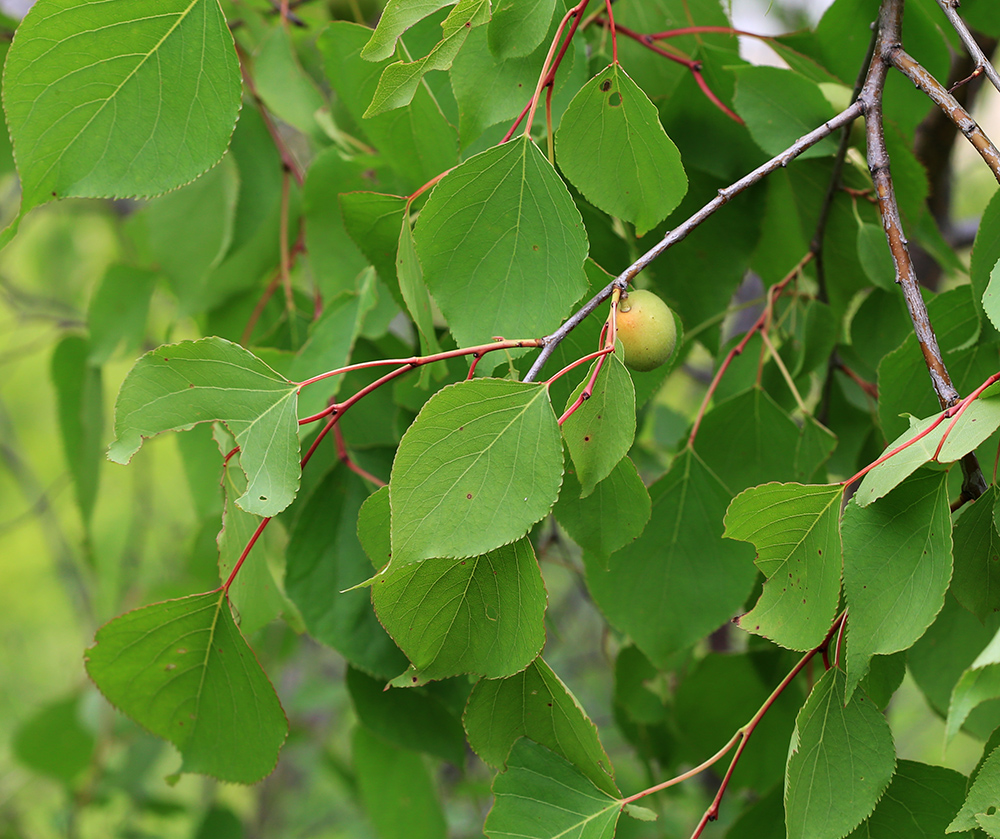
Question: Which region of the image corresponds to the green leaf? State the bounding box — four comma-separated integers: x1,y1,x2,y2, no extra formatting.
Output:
464,658,618,796
347,667,466,766
733,66,839,160
388,378,562,565
561,353,635,497
584,448,758,668
144,155,240,315
554,457,651,562
952,486,1000,623
856,392,1000,507
844,760,969,839
857,651,907,710
485,739,621,839
253,25,326,139
947,743,1000,834
12,692,95,785
352,726,447,839
414,135,589,350
785,669,896,839
4,0,241,213
214,427,285,635
87,264,157,364
358,484,393,570
488,0,555,59
85,591,287,784
340,191,408,298
373,538,547,686
361,0,455,62
842,471,952,698
984,257,1000,334
108,338,300,518
51,335,103,526
320,22,458,189
397,212,442,359
856,221,897,291
725,483,843,651
365,0,490,116
971,190,1000,339
947,626,1000,741
285,469,406,680
556,63,687,235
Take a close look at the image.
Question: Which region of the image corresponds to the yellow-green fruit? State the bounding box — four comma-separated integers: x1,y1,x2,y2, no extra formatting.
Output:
615,289,677,372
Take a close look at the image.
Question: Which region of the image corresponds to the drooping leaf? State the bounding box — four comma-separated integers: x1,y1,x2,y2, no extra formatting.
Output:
561,353,635,497
108,338,300,518
463,658,617,796
725,483,843,651
51,335,103,526
856,220,897,291
373,538,547,686
214,427,285,635
842,471,952,698
855,391,1000,507
285,469,406,680
985,257,1000,334
485,739,621,839
388,378,562,565
352,726,447,839
87,264,157,364
947,743,1000,834
397,212,442,359
340,191,408,296
785,669,895,839
346,667,466,766
320,22,458,190
253,25,326,140
971,190,1000,339
361,0,456,62
844,760,968,839
414,135,589,350
952,486,1000,623
365,0,491,116
947,627,1000,741
556,63,687,235
357,484,393,570
85,591,287,784
554,457,651,562
4,0,241,213
584,448,758,668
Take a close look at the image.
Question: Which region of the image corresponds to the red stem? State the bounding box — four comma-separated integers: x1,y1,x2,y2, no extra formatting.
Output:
334,425,386,487
604,0,617,64
558,352,610,426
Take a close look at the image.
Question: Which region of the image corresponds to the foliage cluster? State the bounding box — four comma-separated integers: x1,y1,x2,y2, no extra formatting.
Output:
4,0,1000,837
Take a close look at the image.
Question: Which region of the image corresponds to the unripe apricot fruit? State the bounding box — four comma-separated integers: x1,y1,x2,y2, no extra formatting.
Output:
614,289,677,372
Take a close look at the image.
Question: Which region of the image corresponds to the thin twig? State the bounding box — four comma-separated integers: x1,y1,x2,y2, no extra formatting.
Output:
888,47,1000,182
859,0,987,499
523,103,862,382
935,0,1000,94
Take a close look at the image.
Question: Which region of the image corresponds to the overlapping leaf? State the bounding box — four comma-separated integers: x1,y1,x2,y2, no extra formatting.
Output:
855,390,1000,507
389,378,562,564
561,353,635,497
725,483,843,651
556,63,687,235
464,658,617,796
947,743,1000,835
785,669,895,839
108,338,300,518
947,627,1000,741
952,486,1000,623
584,448,758,668
485,739,621,839
488,0,556,59
414,135,589,350
3,0,241,213
85,592,287,784
842,471,952,698
373,538,547,686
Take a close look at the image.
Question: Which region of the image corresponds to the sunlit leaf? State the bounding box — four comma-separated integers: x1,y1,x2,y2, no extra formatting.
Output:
4,0,241,212
947,743,1000,834
389,378,562,565
108,338,300,518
